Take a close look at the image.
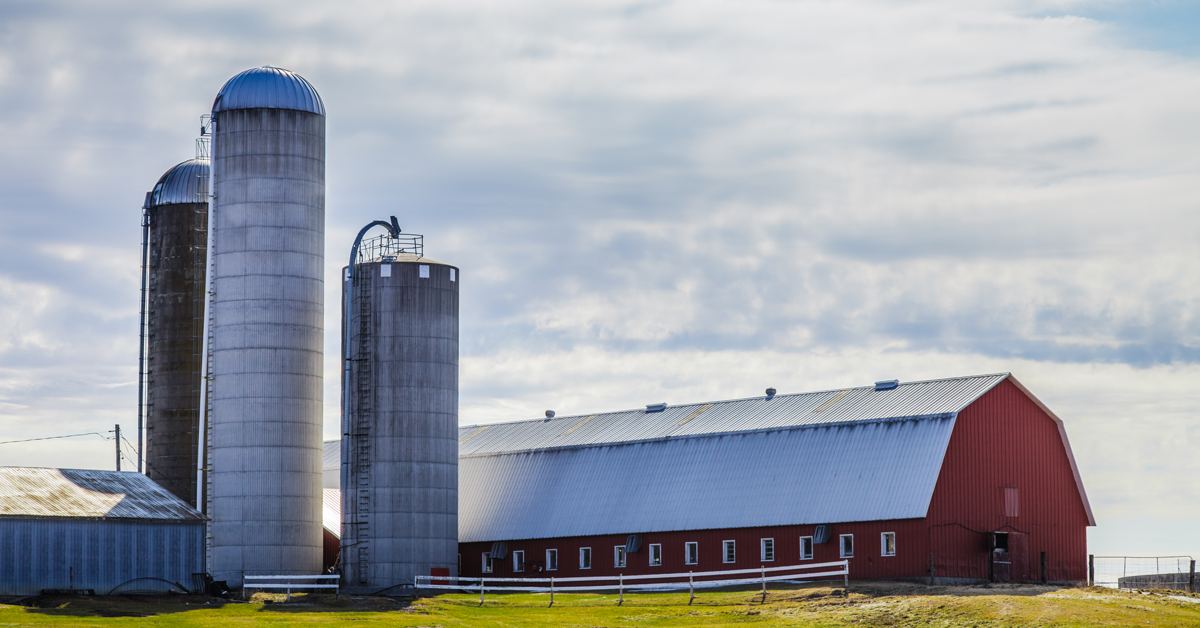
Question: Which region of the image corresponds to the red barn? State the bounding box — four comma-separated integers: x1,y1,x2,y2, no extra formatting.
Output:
457,373,1094,584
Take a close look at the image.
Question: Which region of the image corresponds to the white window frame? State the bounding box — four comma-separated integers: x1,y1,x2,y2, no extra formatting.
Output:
512,550,525,572
881,532,896,557
546,548,558,571
723,540,736,564
482,552,493,573
800,536,813,560
840,534,854,558
685,542,699,565
614,545,627,568
580,547,592,569
761,538,775,562
649,543,662,567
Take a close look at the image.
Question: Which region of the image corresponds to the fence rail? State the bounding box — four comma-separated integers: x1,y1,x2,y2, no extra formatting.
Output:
1089,555,1195,592
415,560,849,606
243,574,340,600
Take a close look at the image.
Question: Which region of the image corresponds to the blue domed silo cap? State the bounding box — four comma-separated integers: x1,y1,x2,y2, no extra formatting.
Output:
211,66,325,116
145,158,210,208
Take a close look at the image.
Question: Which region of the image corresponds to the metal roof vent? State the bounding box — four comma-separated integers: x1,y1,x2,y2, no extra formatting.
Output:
874,379,899,391
626,534,642,553
645,402,667,413
544,410,555,422
765,387,777,399
814,525,831,544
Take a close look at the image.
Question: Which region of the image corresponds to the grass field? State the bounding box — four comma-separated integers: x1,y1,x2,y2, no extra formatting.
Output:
3,582,1200,627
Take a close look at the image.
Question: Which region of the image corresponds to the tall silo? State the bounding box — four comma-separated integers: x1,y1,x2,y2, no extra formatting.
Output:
207,66,325,584
341,231,459,593
139,158,208,507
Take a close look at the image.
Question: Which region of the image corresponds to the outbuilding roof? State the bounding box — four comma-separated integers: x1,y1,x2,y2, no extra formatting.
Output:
0,467,205,522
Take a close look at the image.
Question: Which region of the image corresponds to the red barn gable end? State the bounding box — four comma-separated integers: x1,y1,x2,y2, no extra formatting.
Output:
377,373,1093,587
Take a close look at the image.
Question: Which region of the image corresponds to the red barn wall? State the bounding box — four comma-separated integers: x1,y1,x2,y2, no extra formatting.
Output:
460,520,928,582
926,379,1090,582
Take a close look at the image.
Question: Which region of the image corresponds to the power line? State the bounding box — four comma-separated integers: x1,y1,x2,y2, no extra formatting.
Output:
0,432,109,446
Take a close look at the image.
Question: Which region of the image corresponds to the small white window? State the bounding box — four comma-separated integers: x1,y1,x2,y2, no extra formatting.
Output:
614,546,626,568
580,547,592,569
761,538,775,562
685,542,698,565
482,552,493,573
723,540,736,563
419,264,430,278
649,543,662,566
450,268,457,282
380,264,391,277
881,532,896,557
546,549,558,571
513,550,525,572
840,534,854,558
800,536,814,560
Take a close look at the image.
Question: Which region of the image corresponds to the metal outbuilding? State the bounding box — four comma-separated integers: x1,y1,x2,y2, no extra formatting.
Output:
455,373,1094,584
0,467,205,595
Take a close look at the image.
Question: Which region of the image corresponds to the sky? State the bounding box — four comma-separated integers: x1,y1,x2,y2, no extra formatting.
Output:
0,0,1197,560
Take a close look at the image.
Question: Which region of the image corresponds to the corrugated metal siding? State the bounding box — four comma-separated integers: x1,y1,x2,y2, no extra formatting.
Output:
0,468,205,521
0,518,204,595
322,488,340,538
459,416,957,543
926,379,1091,582
460,519,928,582
459,374,1005,456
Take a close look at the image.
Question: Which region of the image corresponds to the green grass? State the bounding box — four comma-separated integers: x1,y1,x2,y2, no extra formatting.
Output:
3,583,1200,627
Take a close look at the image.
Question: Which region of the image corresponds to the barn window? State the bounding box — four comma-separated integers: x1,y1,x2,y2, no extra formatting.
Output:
881,532,896,557
650,543,662,566
482,552,493,573
761,538,775,562
580,547,592,569
839,534,854,558
513,550,525,572
685,542,699,565
1004,486,1019,517
546,549,558,571
614,545,627,568
723,540,736,563
800,536,814,560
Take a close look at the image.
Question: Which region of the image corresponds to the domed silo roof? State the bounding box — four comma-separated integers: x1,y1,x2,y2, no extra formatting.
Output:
145,158,209,208
211,66,325,116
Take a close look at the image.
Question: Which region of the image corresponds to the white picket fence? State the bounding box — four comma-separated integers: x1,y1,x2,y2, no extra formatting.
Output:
414,560,848,606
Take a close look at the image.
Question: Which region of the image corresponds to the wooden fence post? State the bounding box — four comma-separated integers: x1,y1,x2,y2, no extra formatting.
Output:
761,566,767,604
1088,555,1094,587
549,577,554,607
688,572,694,605
1040,552,1047,585
619,574,624,606
479,578,485,607
1189,560,1196,594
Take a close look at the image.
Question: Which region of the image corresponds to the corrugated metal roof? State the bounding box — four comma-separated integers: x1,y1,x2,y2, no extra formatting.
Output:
322,488,340,538
460,374,1008,457
460,416,958,543
323,440,340,471
0,467,205,522
146,158,208,207
212,66,325,115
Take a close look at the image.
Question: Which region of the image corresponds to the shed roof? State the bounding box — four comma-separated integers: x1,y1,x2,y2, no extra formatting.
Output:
0,468,205,522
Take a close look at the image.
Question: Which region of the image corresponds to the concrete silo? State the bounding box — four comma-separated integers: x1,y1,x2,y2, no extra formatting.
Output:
341,230,459,593
207,66,325,584
139,158,208,507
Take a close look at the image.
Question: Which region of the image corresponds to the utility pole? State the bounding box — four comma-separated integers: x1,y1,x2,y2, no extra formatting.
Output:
114,424,121,471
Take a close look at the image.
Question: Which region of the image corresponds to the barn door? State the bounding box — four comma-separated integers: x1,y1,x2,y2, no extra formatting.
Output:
930,525,988,581
1008,532,1028,582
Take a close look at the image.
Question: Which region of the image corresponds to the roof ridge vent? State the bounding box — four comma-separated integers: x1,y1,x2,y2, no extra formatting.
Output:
645,402,668,413
874,379,900,391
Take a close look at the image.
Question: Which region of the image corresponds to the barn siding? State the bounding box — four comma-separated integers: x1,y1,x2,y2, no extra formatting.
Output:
926,379,1090,582
460,520,929,582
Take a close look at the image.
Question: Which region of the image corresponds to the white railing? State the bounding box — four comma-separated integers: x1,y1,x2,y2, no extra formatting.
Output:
243,574,340,601
415,560,848,606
